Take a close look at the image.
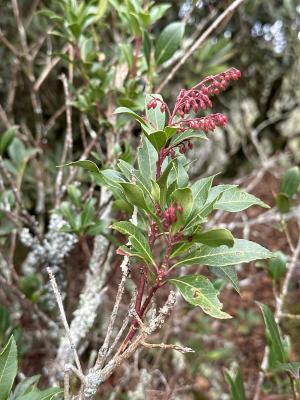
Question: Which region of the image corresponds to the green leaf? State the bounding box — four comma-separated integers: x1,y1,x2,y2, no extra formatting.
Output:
0,336,18,399
276,192,290,213
169,275,231,319
116,245,149,263
147,130,168,151
114,106,147,126
143,31,151,66
170,242,194,259
128,12,142,37
138,136,157,181
274,362,300,379
171,187,193,218
190,175,216,215
192,228,234,247
8,138,26,167
80,200,95,228
80,37,93,62
96,169,126,199
117,160,134,181
214,187,269,212
224,366,246,400
149,4,170,23
199,185,236,218
112,221,156,266
173,158,189,188
268,251,286,281
11,375,40,398
62,160,100,174
155,21,185,65
210,266,240,293
279,166,300,197
17,387,63,400
173,239,272,268
0,127,16,156
85,220,106,236
151,179,160,203
67,185,81,208
170,129,207,147
257,303,286,364
145,94,166,130
120,183,150,212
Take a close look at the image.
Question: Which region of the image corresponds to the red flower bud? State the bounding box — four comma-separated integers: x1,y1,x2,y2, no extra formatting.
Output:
177,204,183,213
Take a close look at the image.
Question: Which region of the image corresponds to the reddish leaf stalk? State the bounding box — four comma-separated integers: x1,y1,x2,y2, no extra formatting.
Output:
135,270,146,314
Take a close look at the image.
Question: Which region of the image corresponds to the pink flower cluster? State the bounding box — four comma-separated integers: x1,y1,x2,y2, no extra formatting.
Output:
174,68,241,118
147,98,166,113
179,113,228,133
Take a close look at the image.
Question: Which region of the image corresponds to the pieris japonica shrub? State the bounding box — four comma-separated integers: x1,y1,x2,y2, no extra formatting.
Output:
76,67,272,334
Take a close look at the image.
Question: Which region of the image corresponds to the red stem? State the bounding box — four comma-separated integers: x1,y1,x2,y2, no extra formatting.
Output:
123,281,160,345
135,271,145,314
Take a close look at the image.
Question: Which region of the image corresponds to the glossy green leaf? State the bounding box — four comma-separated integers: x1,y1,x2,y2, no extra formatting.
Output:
116,245,148,263
169,275,231,319
96,169,126,199
151,179,160,203
171,187,193,218
257,302,287,364
170,129,207,147
225,366,246,400
117,160,134,181
279,166,300,197
210,266,240,293
17,387,63,400
214,187,269,212
155,21,185,64
0,336,18,399
192,228,234,247
147,130,168,151
62,160,100,174
173,158,189,188
114,106,147,126
173,239,272,268
145,94,165,130
190,175,216,215
138,136,157,181
268,251,286,281
170,242,194,259
11,375,40,398
119,183,150,211
112,221,155,266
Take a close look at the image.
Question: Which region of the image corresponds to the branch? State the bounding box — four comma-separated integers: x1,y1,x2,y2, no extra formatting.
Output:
47,268,83,377
156,0,246,93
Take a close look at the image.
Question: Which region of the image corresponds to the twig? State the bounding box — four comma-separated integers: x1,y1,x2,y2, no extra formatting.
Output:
54,74,73,207
95,255,130,368
34,45,69,91
47,268,83,376
156,0,246,93
141,341,194,354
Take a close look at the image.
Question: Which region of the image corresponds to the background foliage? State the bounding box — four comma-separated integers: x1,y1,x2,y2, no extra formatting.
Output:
1,0,300,399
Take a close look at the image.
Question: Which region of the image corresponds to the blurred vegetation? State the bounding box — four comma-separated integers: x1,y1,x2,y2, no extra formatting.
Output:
1,0,300,399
